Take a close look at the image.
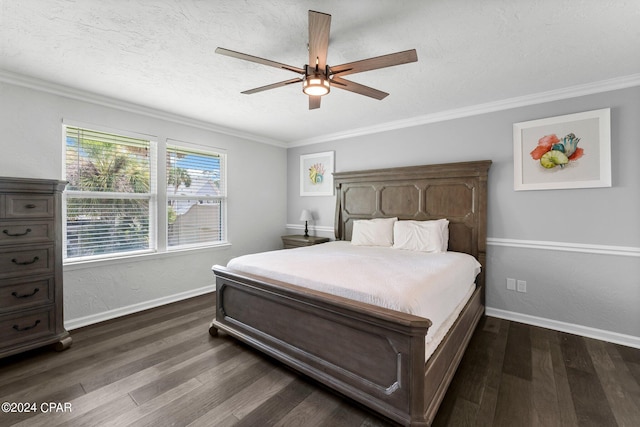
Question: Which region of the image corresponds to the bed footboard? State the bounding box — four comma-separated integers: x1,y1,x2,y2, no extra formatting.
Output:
211,265,432,426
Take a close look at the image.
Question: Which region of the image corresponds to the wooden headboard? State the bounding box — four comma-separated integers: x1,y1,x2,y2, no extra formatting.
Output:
333,160,491,290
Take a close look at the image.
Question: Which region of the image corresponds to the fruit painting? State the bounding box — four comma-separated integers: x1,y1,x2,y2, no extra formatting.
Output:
514,109,611,191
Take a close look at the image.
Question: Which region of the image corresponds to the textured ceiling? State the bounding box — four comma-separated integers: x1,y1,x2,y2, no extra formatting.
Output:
1,0,639,145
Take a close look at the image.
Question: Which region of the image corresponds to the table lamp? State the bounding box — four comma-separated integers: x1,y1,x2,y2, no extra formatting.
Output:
299,209,313,238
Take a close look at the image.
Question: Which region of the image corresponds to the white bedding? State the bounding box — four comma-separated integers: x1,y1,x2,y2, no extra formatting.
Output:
225,241,481,360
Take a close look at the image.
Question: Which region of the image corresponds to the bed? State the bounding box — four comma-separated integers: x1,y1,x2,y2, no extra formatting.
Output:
210,160,491,426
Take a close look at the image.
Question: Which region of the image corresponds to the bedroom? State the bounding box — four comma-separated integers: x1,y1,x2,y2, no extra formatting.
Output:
1,1,639,426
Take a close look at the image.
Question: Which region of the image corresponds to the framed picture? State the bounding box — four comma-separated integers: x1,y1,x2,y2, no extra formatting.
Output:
513,108,611,191
300,151,334,196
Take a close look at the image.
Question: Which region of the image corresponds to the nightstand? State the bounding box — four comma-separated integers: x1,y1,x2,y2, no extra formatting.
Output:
281,235,329,249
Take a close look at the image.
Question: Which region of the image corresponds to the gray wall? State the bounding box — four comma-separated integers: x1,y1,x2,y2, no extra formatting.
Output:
287,86,640,343
2,77,637,344
0,81,287,326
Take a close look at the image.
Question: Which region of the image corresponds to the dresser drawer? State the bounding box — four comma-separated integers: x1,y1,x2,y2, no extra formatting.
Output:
0,246,54,279
0,221,54,246
4,195,54,219
0,276,54,312
0,308,54,349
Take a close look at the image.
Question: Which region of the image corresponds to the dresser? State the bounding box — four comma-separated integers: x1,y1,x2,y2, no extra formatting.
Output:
0,177,71,358
281,234,330,249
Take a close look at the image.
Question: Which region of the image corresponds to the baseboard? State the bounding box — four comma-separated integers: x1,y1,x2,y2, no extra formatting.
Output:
64,285,216,330
486,307,640,349
64,287,639,348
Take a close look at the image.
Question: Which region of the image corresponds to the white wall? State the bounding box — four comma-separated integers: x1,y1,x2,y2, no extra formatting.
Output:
286,86,640,347
0,80,287,327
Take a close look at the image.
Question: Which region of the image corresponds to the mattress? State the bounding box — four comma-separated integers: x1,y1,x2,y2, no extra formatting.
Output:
226,241,481,360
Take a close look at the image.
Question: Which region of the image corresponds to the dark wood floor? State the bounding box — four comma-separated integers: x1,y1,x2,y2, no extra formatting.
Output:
1,294,639,427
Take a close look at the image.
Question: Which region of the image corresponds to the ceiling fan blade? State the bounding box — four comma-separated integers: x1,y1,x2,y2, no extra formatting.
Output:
242,78,302,95
330,49,417,77
216,47,305,74
330,76,389,100
308,10,331,70
309,95,321,110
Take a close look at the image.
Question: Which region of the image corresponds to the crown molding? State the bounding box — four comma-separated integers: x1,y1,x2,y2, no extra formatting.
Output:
289,73,640,147
3,68,639,149
0,69,287,148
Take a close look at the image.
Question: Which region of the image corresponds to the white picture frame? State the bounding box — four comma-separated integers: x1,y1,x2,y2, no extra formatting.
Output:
300,151,334,196
513,108,611,191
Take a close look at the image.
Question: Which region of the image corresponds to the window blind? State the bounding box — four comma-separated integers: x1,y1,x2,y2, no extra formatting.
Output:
166,144,226,248
64,126,155,259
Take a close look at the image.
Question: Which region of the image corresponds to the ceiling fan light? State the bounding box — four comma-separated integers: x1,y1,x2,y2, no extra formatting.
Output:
303,76,330,96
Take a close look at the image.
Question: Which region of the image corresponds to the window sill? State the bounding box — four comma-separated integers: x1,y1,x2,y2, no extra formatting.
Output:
63,242,232,271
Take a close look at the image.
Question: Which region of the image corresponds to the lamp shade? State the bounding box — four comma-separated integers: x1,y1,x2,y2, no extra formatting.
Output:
299,209,313,222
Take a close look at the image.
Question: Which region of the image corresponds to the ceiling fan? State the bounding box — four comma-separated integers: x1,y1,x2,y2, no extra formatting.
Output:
216,10,418,110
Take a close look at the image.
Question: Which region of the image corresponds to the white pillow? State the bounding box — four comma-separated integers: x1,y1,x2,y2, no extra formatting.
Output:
392,219,449,253
350,217,397,247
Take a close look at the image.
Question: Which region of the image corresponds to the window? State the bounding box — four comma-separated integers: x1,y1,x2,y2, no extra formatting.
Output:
63,125,226,262
166,142,226,249
64,126,155,260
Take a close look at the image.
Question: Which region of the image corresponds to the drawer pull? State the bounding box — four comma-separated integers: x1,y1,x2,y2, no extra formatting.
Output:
12,320,41,332
25,204,37,209
3,228,32,237
11,288,40,298
11,256,40,265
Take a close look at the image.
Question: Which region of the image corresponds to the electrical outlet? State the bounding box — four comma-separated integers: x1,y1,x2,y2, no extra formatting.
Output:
506,278,516,291
517,280,527,293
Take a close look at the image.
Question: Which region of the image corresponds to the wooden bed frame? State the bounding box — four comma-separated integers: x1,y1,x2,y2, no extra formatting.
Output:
210,160,491,426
